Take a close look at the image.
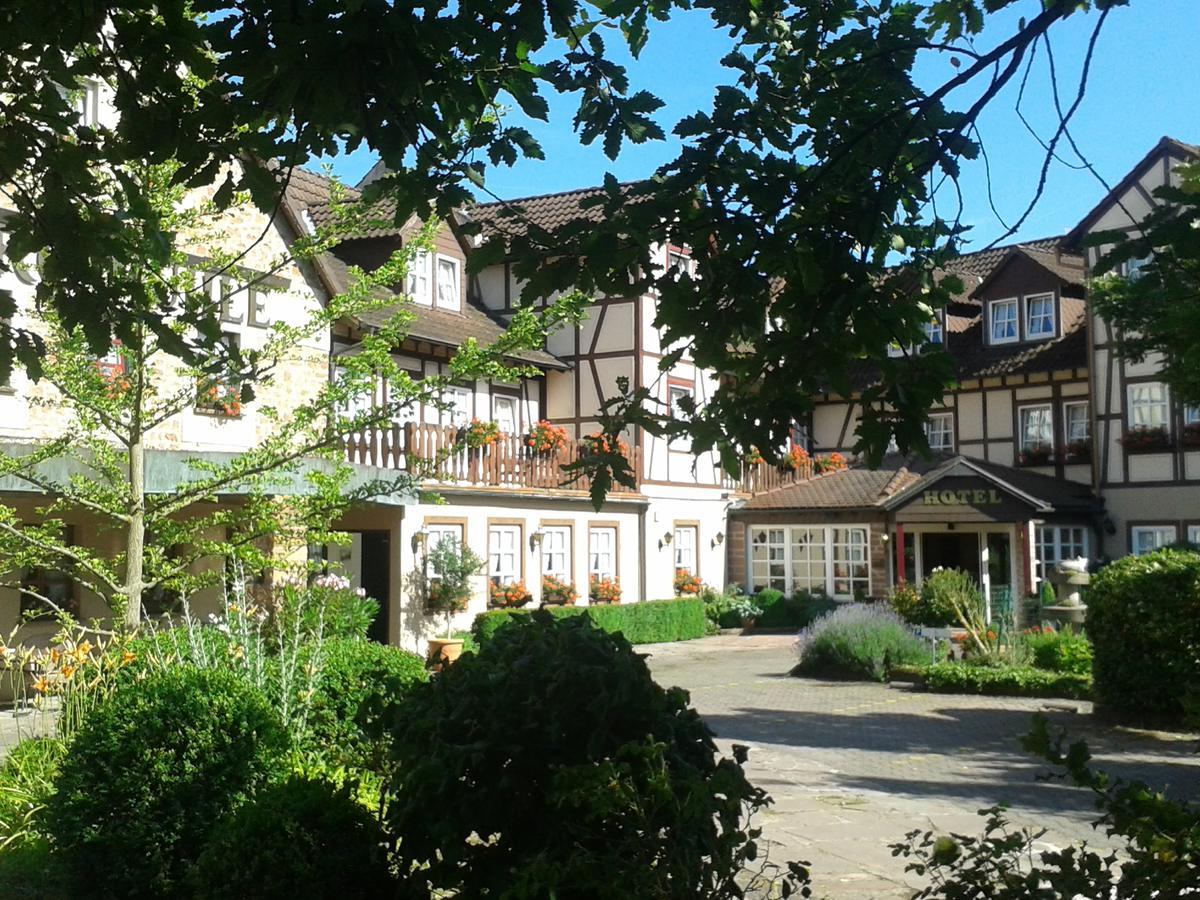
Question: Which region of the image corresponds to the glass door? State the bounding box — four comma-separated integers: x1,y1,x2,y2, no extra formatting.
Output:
984,532,1013,626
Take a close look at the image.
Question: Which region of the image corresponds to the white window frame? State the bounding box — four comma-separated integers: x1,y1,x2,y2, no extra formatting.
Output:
492,394,518,434
406,250,433,306
1188,525,1200,546
1127,382,1169,431
1024,292,1056,339
665,245,694,280
588,526,617,580
75,78,102,128
1018,403,1054,454
425,523,464,579
749,524,871,599
1062,400,1090,444
541,525,572,579
440,385,473,427
989,298,1019,345
435,254,461,311
922,311,943,346
673,525,698,576
1035,526,1088,583
488,524,522,584
1131,525,1176,556
925,411,954,452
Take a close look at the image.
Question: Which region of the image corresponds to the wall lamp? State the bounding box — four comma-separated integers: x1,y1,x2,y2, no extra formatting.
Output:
529,529,546,551
711,531,725,549
661,530,674,546
410,528,429,554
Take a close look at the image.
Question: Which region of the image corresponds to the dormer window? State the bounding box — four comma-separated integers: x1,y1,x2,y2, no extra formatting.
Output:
435,255,460,310
989,298,1018,344
1025,293,1055,339
406,250,432,306
922,311,943,346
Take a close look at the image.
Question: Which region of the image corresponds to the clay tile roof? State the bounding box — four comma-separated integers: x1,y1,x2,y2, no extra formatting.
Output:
466,181,650,245
942,235,1064,279
741,464,923,510
949,295,1088,379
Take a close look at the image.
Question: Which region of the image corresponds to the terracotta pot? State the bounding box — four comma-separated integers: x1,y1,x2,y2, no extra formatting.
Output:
427,638,464,672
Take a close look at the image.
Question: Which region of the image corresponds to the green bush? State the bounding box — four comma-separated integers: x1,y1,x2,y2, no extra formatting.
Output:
915,569,980,627
756,590,837,629
887,581,923,623
472,597,706,646
47,666,289,898
307,637,427,767
1087,548,1200,722
1022,627,1092,676
191,776,393,899
375,612,779,898
915,663,1092,699
793,603,928,681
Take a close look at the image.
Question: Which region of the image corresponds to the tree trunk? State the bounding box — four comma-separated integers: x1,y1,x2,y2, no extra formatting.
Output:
123,431,145,630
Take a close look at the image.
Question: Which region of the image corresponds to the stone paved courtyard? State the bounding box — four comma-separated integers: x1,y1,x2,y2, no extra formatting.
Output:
644,634,1200,899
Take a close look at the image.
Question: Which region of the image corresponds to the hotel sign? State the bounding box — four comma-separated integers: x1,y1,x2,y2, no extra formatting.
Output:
922,488,1003,507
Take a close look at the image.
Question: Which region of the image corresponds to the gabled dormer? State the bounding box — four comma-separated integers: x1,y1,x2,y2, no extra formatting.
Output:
970,245,1085,348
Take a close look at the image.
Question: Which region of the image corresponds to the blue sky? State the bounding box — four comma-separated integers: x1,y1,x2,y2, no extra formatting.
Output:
326,0,1199,250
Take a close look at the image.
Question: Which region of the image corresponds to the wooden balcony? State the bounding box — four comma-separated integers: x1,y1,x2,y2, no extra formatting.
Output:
343,423,642,496
730,459,815,494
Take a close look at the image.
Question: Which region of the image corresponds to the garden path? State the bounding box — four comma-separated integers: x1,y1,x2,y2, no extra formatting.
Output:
644,634,1200,899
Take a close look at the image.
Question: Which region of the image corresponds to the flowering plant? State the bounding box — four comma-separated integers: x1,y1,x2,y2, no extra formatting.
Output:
580,432,630,460
1120,425,1172,452
1018,443,1054,466
588,575,621,604
813,452,847,474
1183,421,1200,449
464,418,502,449
525,419,568,454
488,579,532,609
197,381,242,417
1064,438,1092,462
95,340,131,399
782,445,810,471
746,447,764,466
540,575,577,605
673,568,702,596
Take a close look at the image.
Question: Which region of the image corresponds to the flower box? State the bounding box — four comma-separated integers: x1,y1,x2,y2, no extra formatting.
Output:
812,452,847,474
540,575,577,606
1120,426,1173,453
1063,439,1092,463
1182,422,1200,450
1017,444,1054,466
196,382,242,418
673,568,702,596
463,418,502,450
588,575,621,605
524,420,568,455
488,579,532,609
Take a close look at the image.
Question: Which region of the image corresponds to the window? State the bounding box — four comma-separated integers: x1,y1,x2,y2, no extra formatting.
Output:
425,523,464,579
1035,526,1088,583
435,256,460,310
789,420,810,453
989,298,1018,344
667,382,694,415
1185,406,1200,427
922,312,943,346
1188,525,1200,546
1127,382,1169,430
673,525,698,575
196,332,242,416
1125,254,1152,281
406,250,432,305
1025,293,1055,339
749,528,788,593
1132,525,1176,556
789,527,827,593
20,526,78,618
588,527,617,580
247,286,270,328
750,525,871,599
925,412,954,452
1063,401,1090,444
831,527,870,598
75,78,101,128
488,524,521,584
219,277,243,324
440,386,472,427
1018,404,1053,454
492,394,518,434
665,245,694,280
541,526,571,579
334,366,374,420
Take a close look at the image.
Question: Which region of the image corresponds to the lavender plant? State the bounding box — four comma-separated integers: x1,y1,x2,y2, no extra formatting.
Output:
793,602,926,681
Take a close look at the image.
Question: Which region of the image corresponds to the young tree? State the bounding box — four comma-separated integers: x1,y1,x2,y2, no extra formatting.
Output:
0,164,578,629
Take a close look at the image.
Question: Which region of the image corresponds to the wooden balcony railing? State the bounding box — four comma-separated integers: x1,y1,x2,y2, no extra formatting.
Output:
343,423,642,495
730,459,815,494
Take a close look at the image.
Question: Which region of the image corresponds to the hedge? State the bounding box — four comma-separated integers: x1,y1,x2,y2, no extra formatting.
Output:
755,591,838,629
472,597,706,646
891,663,1092,700
1087,548,1200,722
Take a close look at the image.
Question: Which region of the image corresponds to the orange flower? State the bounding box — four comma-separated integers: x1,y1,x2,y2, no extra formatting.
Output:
31,676,50,694
120,649,136,666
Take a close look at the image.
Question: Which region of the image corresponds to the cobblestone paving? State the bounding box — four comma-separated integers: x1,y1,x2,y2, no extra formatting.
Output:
643,634,1200,899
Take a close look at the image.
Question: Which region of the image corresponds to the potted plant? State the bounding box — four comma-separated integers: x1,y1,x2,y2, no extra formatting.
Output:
588,575,621,605
732,596,763,629
488,579,532,609
1182,421,1200,449
540,575,577,606
813,452,848,474
745,446,764,466
1018,443,1054,466
673,568,702,596
524,419,569,455
781,445,810,472
463,418,502,450
1064,438,1092,463
197,381,242,417
1120,425,1172,453
424,536,485,668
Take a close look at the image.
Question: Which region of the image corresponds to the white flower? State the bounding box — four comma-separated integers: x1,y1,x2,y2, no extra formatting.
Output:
355,587,367,597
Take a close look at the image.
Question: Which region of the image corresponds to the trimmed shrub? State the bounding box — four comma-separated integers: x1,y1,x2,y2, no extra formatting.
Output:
1022,627,1092,676
1088,548,1200,722
191,777,393,899
472,597,706,646
307,637,427,767
911,663,1092,700
375,612,777,898
755,590,837,629
47,666,289,898
793,603,927,681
